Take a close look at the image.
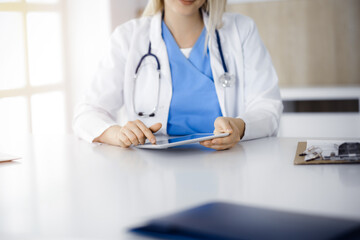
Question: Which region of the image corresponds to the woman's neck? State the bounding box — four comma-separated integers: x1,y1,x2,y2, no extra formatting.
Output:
163,9,204,48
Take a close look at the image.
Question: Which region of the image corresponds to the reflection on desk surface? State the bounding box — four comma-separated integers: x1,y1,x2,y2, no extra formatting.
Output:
0,135,359,240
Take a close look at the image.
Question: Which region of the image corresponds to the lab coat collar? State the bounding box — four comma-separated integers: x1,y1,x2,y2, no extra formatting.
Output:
201,10,230,116
149,11,163,52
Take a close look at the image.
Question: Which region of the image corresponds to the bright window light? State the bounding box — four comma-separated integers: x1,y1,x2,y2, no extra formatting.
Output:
27,12,63,86
26,0,58,3
0,12,26,90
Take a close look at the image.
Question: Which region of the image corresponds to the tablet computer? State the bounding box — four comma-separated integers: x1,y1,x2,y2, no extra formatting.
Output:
135,133,230,149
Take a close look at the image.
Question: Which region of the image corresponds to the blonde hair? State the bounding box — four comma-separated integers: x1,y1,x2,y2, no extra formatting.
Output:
143,0,227,41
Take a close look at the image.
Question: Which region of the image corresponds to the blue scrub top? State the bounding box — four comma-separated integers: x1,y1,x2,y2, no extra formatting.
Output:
162,21,222,136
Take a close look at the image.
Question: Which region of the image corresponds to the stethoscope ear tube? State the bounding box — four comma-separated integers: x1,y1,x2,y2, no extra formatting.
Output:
215,29,228,74
135,42,161,74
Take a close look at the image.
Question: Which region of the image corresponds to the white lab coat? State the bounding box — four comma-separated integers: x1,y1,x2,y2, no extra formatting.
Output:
73,11,283,143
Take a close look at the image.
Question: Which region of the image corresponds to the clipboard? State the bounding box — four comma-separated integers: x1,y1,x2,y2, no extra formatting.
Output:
294,142,360,165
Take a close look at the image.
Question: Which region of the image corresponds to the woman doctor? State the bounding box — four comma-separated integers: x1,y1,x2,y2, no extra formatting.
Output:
73,0,283,150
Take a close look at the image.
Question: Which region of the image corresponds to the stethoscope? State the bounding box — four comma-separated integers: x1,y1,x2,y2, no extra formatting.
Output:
133,29,234,117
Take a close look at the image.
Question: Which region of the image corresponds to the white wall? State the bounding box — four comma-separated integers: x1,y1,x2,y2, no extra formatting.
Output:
110,0,148,30
65,0,148,131
65,0,111,131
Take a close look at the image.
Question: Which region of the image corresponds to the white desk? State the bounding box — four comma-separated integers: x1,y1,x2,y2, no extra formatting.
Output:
1,135,360,240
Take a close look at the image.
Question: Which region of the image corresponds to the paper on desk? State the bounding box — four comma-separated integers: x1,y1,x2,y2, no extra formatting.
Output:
0,152,21,162
305,140,348,161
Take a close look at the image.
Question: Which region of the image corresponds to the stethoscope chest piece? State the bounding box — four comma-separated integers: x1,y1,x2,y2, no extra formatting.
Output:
219,72,234,88
215,29,234,89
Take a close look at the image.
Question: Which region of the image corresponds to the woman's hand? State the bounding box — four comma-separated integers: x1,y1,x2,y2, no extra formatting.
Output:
200,117,245,151
93,120,162,148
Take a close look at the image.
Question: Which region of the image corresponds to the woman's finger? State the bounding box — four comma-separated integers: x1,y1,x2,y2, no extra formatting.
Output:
134,120,158,144
126,121,146,144
118,131,132,147
200,136,233,146
200,142,235,151
214,117,233,133
121,127,140,145
210,135,236,145
118,140,128,148
149,123,162,133
200,140,211,146
200,137,234,148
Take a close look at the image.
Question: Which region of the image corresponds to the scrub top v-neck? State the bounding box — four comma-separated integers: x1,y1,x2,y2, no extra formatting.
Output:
162,21,222,136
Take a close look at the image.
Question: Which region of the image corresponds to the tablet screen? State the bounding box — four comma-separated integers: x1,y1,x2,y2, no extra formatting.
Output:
158,133,215,144
136,133,229,149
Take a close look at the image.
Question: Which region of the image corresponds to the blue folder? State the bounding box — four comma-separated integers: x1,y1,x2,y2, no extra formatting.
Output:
129,202,360,240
